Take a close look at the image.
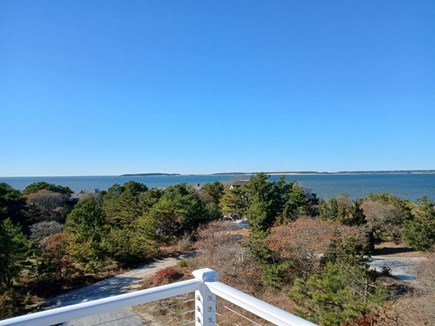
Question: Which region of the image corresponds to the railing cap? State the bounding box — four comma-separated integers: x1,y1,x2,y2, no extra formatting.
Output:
192,268,219,282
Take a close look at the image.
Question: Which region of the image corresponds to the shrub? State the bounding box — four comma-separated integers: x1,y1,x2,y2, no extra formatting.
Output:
266,217,371,279
360,199,404,243
289,262,385,326
402,197,435,251
153,266,184,285
26,190,69,224
39,232,72,279
30,221,63,242
319,195,367,226
194,220,263,293
0,218,31,289
0,289,24,319
178,259,188,268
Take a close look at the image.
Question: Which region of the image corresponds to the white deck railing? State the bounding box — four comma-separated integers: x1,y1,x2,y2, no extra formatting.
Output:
0,268,316,326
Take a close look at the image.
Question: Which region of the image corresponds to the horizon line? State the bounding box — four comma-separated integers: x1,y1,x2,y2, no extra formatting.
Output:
1,169,435,178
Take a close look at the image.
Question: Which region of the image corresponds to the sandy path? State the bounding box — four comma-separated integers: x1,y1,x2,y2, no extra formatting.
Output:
45,253,194,325
369,255,426,282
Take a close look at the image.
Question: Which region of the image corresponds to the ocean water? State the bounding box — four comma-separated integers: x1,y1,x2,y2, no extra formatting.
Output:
0,174,434,201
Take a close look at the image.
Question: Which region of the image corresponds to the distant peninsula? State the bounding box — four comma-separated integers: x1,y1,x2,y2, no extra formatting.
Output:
121,173,181,177
122,170,435,177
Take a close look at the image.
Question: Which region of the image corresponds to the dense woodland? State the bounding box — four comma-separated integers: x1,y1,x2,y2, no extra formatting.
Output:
0,174,434,325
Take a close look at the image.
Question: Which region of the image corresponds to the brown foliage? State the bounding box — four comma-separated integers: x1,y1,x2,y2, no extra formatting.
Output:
267,217,370,276
192,220,295,310
342,313,380,326
361,200,403,242
39,232,73,279
40,232,66,253
153,266,185,285
26,190,68,223
194,220,258,286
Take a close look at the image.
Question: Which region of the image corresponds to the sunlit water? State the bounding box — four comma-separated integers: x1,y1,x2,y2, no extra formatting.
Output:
1,173,434,200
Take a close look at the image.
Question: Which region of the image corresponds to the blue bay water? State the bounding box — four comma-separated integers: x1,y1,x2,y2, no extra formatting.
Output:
1,174,434,201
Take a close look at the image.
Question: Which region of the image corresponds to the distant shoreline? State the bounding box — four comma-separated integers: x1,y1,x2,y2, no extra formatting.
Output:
2,170,435,179
123,170,435,177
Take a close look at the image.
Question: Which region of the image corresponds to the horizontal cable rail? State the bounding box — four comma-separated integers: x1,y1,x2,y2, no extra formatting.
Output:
0,268,317,326
206,280,316,326
0,279,201,326
222,305,263,325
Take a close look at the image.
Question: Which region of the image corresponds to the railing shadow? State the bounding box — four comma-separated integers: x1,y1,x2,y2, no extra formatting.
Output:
45,276,142,308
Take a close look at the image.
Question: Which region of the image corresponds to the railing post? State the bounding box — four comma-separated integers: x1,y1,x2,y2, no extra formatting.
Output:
192,268,218,326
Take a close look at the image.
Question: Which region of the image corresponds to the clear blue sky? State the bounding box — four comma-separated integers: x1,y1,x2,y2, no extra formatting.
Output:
1,1,434,176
